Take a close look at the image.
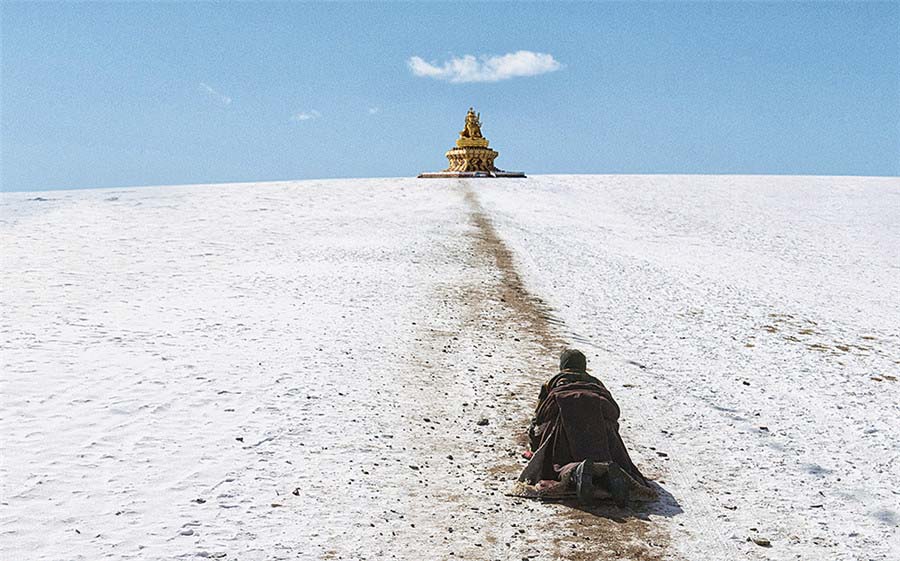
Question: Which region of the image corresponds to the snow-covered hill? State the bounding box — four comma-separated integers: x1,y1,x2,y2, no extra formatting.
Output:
2,175,898,560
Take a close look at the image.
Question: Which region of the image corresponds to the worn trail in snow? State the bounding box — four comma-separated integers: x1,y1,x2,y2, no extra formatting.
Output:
462,182,675,560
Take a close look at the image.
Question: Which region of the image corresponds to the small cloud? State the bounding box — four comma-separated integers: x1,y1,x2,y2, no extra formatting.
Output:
199,82,232,106
290,110,321,122
368,106,380,115
408,50,561,83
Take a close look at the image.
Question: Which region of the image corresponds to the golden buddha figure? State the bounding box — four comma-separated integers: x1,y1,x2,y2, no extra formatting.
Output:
456,107,490,149
460,107,484,139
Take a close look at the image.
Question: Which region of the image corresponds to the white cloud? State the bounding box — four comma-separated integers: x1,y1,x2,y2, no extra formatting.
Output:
407,50,561,83
199,82,232,106
368,106,380,115
290,110,321,122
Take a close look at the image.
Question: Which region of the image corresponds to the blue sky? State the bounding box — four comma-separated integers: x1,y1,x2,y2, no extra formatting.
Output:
2,2,898,191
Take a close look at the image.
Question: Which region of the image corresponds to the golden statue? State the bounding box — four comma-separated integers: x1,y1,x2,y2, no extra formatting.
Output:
460,107,484,139
455,107,490,149
418,107,525,178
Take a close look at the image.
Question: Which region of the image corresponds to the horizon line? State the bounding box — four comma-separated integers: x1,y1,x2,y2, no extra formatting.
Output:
3,171,899,194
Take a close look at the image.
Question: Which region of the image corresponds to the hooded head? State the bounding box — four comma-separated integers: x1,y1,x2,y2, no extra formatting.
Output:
559,348,587,373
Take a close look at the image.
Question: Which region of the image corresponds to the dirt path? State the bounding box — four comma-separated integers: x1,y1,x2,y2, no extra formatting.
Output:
458,182,674,561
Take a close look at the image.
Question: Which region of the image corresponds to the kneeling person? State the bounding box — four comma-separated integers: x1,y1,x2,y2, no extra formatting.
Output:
518,349,652,505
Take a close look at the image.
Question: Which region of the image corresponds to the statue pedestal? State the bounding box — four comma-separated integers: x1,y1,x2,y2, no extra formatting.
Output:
445,146,499,173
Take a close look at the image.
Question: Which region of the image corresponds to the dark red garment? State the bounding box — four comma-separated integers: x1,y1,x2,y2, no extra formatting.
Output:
519,373,648,486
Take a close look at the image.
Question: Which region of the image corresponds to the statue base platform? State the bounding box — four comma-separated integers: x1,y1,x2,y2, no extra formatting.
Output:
417,170,526,179
455,137,490,148
444,146,500,173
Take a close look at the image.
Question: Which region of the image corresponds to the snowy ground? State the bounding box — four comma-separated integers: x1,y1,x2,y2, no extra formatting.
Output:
477,175,900,560
2,175,898,560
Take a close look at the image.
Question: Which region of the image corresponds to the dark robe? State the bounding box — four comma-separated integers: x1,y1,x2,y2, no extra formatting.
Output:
519,369,648,486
